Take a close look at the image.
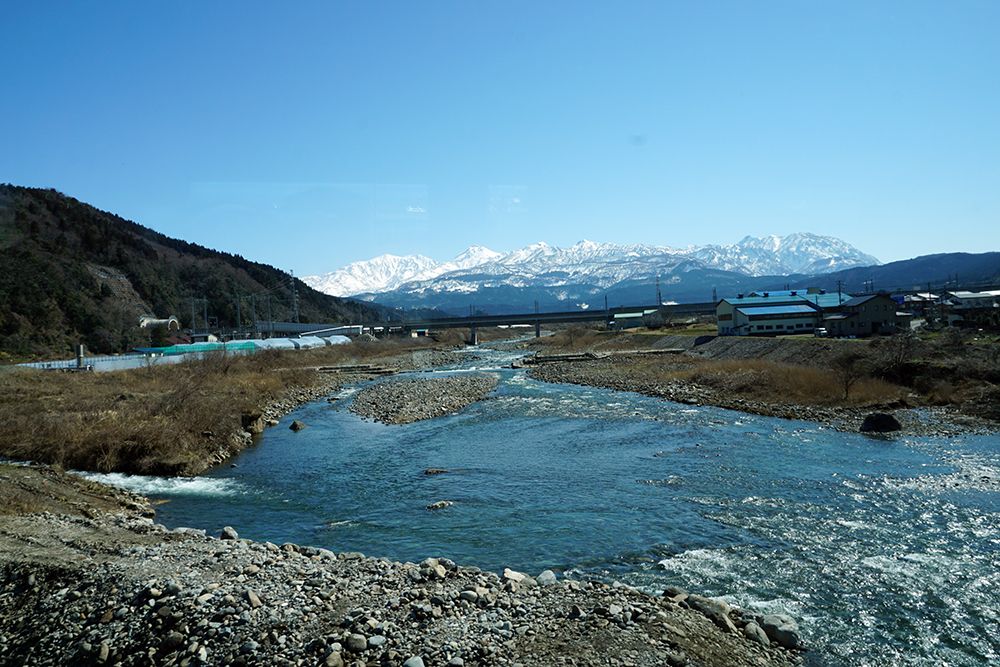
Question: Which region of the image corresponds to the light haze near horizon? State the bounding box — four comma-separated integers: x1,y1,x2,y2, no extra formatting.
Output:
2,1,998,274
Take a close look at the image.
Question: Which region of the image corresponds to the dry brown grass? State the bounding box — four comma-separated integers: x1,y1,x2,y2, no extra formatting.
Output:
0,338,452,475
538,326,653,352
672,358,904,406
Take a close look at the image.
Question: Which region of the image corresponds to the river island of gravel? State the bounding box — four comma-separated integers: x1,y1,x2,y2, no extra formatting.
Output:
349,374,500,425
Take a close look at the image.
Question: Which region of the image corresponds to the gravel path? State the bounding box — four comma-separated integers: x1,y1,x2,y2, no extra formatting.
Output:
350,374,500,425
0,466,802,667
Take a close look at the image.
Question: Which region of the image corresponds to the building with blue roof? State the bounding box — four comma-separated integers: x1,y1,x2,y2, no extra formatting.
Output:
716,288,850,336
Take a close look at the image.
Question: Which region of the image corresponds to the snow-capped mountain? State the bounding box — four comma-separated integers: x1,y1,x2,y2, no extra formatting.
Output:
303,234,878,299
684,233,879,276
306,246,505,297
451,245,503,270
304,254,441,297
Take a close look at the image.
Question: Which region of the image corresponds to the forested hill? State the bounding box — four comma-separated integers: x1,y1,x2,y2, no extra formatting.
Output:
0,185,386,360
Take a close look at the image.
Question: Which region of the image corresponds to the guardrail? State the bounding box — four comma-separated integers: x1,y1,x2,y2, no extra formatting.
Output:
18,353,156,370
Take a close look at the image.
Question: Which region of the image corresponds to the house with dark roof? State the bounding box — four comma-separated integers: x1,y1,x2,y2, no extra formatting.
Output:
822,294,912,337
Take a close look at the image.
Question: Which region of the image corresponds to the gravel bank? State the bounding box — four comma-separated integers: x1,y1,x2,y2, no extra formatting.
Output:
205,349,472,470
350,374,500,425
0,466,801,667
528,358,994,437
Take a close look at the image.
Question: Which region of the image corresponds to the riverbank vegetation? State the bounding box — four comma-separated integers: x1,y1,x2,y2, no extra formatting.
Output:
531,327,1000,423
0,338,461,476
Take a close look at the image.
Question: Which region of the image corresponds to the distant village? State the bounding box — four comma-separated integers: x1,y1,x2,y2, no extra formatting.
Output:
711,287,1000,338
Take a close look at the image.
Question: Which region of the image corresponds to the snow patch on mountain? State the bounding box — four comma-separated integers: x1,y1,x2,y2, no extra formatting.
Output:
304,234,878,297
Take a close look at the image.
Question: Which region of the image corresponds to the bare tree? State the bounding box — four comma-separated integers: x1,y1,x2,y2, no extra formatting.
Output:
564,325,588,347
832,351,868,400
876,332,916,380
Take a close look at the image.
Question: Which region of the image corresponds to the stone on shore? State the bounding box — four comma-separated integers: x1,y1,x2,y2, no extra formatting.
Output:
760,613,804,650
860,412,902,433
502,568,537,588
241,413,266,434
743,621,771,647
686,595,738,634
289,420,307,432
536,569,558,586
220,525,239,540
345,633,367,653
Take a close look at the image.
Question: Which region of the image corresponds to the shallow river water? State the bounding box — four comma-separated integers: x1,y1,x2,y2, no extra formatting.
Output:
91,346,1000,666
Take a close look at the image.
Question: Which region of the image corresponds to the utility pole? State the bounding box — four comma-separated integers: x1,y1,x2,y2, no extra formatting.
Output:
203,299,208,335
265,294,273,337
837,280,843,304
291,271,300,323
250,294,258,338
656,275,662,306
712,287,718,303
190,299,197,334
235,294,242,337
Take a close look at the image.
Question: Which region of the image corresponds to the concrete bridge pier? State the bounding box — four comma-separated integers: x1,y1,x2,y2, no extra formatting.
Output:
468,326,479,346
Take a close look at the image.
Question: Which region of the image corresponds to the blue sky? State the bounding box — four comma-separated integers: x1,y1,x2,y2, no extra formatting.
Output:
2,1,998,274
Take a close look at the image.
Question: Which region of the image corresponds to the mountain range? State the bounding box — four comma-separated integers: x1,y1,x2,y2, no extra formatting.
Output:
304,234,882,313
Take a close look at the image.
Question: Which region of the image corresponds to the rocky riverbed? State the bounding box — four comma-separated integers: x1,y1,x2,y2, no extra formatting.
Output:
349,374,500,425
0,465,802,667
528,358,995,437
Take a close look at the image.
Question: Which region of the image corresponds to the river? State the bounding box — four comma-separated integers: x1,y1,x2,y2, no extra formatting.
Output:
88,345,1000,666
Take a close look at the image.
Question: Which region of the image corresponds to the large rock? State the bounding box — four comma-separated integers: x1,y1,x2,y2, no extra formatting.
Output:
686,595,738,634
289,420,307,432
426,500,453,511
536,570,558,586
220,526,239,540
662,585,688,602
743,621,770,647
240,413,265,434
860,412,902,433
759,613,803,650
502,568,537,587
244,589,262,608
344,633,367,653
